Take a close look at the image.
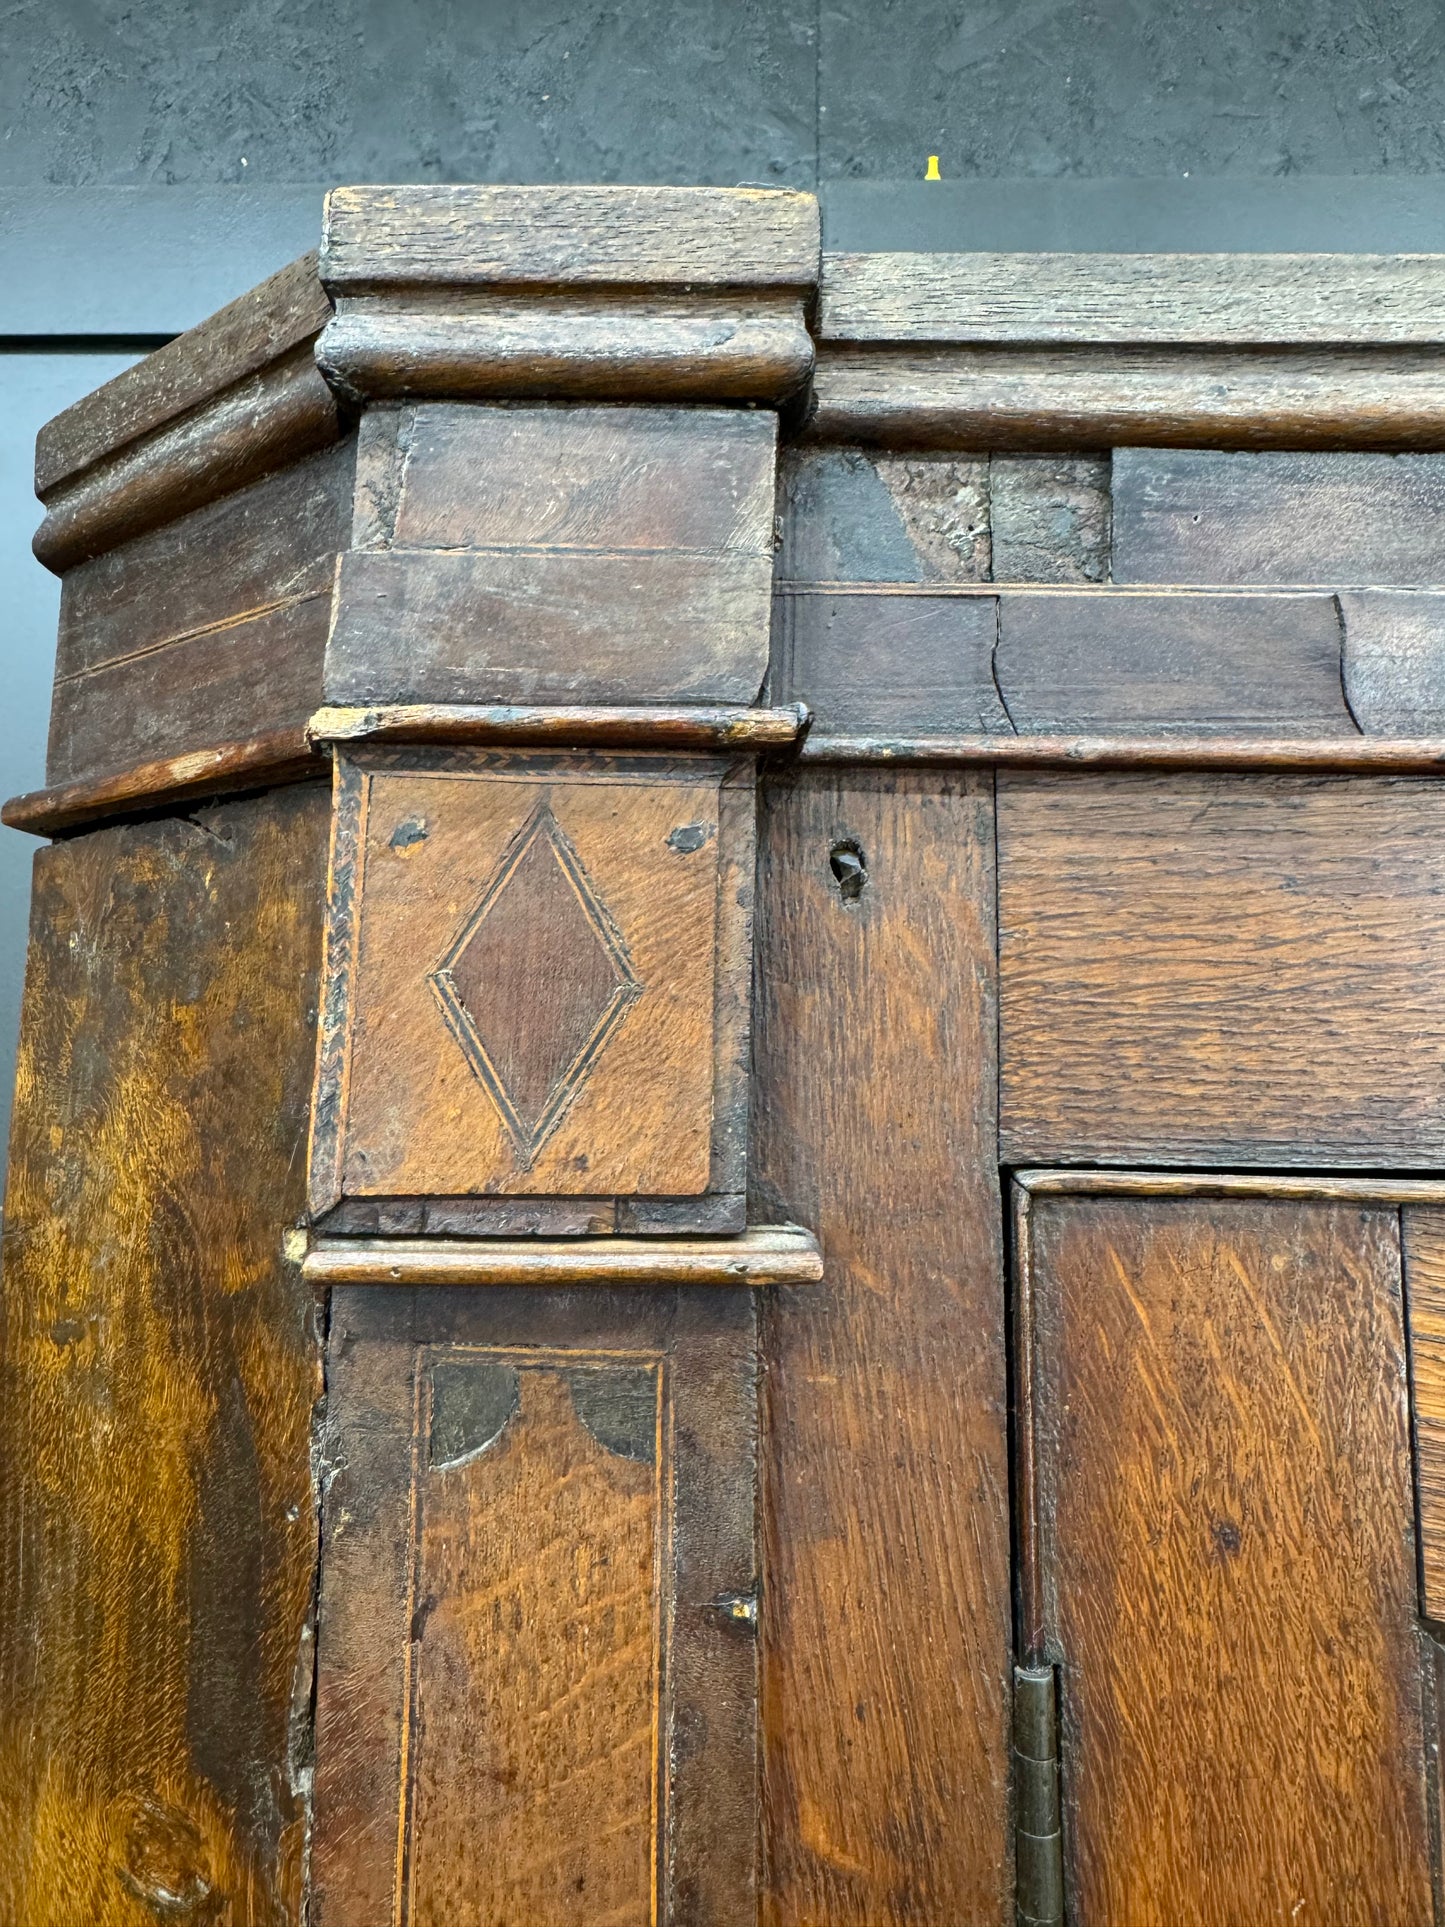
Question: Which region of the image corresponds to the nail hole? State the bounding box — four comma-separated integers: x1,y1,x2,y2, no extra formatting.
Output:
829,838,867,901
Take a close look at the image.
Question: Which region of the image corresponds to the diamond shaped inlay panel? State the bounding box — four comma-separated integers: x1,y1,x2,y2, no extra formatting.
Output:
429,803,642,1168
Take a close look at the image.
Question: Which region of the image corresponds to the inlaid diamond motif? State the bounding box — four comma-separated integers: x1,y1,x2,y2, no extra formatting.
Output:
429,803,642,1169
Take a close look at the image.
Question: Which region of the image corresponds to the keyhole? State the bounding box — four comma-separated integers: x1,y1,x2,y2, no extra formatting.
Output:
829,839,867,902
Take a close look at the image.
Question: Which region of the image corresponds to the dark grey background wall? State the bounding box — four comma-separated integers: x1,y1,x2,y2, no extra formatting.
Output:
5,0,1445,1155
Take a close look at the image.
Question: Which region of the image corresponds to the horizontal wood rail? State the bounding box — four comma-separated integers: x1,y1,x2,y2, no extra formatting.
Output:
302,1225,824,1288
308,701,809,749
797,734,1445,771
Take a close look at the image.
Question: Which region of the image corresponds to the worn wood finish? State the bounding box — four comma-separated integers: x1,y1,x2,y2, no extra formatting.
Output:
796,731,1445,769
751,770,1012,1925
35,251,329,495
312,1283,759,1927
3,732,324,839
999,772,1445,1166
821,250,1445,345
310,747,753,1228
323,185,820,291
33,345,343,571
995,590,1352,735
47,443,352,787
0,785,329,1924
326,402,776,709
318,290,815,406
807,345,1445,451
317,569,767,708
1017,1185,1432,1927
1404,1209,1445,1625
310,703,807,751
303,1226,823,1288
1342,593,1445,732
775,447,1108,586
770,589,1007,737
1114,448,1445,586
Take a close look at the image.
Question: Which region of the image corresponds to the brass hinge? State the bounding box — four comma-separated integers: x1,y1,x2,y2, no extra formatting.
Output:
1014,1664,1064,1926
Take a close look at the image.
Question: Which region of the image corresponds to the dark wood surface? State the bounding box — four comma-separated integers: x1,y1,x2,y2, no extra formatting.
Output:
819,250,1445,345
1113,448,1445,585
322,184,820,290
35,250,329,495
751,769,1012,1925
770,588,1007,736
312,1283,760,1927
34,343,343,572
0,785,329,1924
327,402,775,709
1018,1186,1432,1927
1405,1208,1445,1626
807,345,1445,451
318,290,817,406
994,590,1352,735
1342,592,1445,731
311,748,752,1228
999,771,1445,1167
48,442,352,786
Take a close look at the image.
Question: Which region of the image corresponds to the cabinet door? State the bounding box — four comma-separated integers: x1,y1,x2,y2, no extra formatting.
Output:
311,1284,759,1927
1013,1178,1437,1927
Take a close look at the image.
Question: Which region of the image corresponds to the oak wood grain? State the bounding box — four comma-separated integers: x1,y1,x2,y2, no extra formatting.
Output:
999,772,1445,1167
302,1226,823,1288
1404,1208,1445,1624
807,344,1445,450
994,590,1352,735
751,769,1012,1925
309,703,806,751
323,184,819,290
35,250,329,495
311,748,751,1226
33,343,343,572
312,1283,759,1927
319,290,815,405
1019,1187,1432,1927
0,785,329,1924
1113,448,1445,586
1342,593,1445,732
820,250,1445,344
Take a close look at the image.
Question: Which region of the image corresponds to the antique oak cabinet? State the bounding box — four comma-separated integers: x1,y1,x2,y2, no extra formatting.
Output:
7,188,1445,1927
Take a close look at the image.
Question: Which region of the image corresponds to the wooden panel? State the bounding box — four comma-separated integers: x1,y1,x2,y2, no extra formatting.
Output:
1113,448,1445,586
322,184,820,290
1018,1186,1432,1927
0,784,329,1924
998,772,1445,1166
364,403,775,554
328,403,775,710
752,770,1012,1925
820,250,1445,344
310,748,751,1226
1342,591,1445,732
770,589,1007,736
312,1284,758,1927
807,345,1445,453
35,250,329,495
44,444,351,785
1405,1208,1445,1624
995,591,1351,735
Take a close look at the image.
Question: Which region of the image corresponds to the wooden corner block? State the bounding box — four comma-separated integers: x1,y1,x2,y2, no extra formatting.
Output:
318,184,820,406
326,401,778,710
308,744,755,1232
